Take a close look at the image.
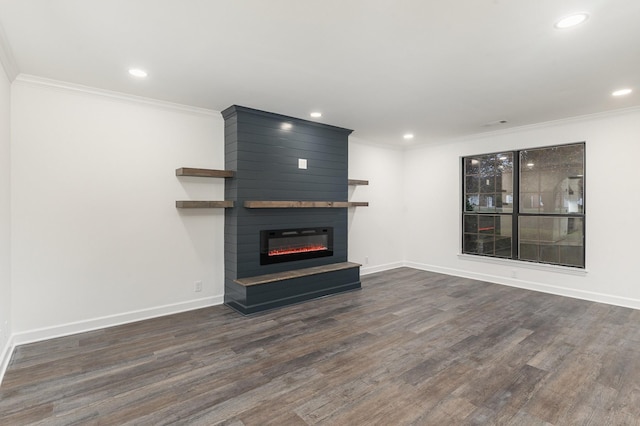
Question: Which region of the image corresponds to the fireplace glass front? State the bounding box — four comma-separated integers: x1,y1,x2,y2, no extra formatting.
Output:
260,227,333,265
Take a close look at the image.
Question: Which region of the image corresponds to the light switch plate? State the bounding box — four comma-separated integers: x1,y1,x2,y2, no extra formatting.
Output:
298,158,307,169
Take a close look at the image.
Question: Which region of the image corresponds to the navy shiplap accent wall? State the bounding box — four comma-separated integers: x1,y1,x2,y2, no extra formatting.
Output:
223,106,351,278
222,105,353,292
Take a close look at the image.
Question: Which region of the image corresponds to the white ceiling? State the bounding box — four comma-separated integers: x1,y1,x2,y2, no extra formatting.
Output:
0,0,638,146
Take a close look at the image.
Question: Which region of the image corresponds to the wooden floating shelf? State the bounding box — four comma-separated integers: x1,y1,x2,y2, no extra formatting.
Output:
176,168,234,178
243,201,368,208
348,179,369,186
175,168,234,209
244,201,348,208
348,202,369,207
176,200,234,209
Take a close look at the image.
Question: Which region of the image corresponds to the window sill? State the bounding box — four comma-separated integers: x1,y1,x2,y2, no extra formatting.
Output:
457,254,588,276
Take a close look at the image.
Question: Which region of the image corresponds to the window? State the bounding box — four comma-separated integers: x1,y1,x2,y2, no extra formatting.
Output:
462,143,585,268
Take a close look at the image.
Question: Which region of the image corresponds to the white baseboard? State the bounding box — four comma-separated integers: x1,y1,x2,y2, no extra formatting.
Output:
360,261,405,275
11,295,223,348
0,334,15,387
2,296,223,386
404,261,640,311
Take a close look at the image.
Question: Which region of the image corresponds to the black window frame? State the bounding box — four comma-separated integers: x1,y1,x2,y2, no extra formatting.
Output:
462,142,585,268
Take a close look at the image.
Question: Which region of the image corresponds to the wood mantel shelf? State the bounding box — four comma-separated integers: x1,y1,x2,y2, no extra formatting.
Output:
176,200,234,209
176,168,234,178
243,201,368,208
348,179,369,186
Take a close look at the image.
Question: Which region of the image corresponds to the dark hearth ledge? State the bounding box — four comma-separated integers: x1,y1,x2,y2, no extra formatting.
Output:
234,262,361,286
225,262,361,315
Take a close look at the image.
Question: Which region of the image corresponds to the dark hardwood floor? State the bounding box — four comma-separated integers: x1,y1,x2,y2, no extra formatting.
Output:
2,267,640,425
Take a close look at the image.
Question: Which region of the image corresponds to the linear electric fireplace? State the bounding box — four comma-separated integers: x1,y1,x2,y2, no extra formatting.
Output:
260,227,333,265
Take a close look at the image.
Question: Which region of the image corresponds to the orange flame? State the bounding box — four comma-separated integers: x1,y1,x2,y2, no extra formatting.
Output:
269,244,328,256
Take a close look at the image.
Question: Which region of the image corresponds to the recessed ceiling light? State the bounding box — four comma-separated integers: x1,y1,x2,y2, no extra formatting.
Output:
310,112,322,118
281,122,293,130
554,13,589,29
128,68,148,78
403,133,414,140
612,88,633,97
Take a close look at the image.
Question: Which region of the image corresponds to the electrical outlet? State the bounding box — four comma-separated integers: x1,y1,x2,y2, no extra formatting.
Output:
511,270,517,278
194,281,203,292
365,256,369,264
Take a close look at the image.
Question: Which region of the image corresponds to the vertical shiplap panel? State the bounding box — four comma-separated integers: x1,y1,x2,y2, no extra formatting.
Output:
223,106,352,297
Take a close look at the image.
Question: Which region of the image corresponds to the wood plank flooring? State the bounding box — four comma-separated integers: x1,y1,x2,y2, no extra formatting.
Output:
2,267,640,425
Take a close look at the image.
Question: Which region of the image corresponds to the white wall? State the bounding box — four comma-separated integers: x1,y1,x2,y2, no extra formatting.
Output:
403,107,640,309
0,58,12,379
348,138,405,274
10,77,226,343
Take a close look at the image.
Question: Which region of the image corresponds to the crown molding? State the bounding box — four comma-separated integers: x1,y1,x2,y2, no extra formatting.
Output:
406,105,640,151
13,74,219,117
0,21,18,81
